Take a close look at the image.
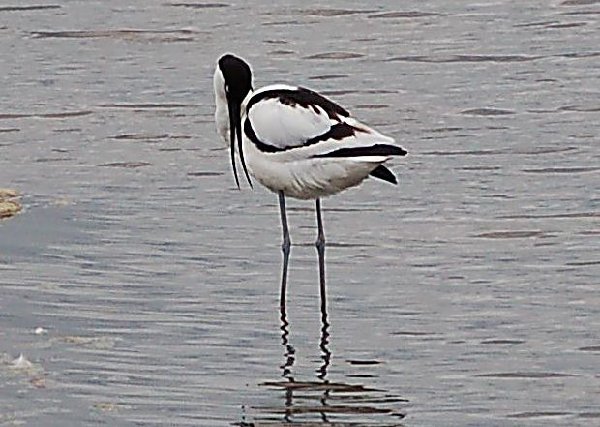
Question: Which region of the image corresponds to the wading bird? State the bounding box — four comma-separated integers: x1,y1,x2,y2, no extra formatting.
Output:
213,53,407,312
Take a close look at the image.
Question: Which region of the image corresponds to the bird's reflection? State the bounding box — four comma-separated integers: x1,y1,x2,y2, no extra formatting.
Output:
241,304,406,426
237,235,406,425
279,306,333,423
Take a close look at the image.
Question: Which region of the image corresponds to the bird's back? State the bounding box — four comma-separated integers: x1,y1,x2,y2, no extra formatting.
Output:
241,84,406,199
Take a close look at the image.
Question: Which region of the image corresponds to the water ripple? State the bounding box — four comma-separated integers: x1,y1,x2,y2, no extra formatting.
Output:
369,11,439,18
0,5,61,12
296,8,377,17
166,2,229,9
31,29,199,42
388,54,543,63
304,52,365,60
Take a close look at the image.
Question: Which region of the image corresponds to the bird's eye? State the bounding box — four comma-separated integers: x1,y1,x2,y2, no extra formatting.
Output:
225,84,229,93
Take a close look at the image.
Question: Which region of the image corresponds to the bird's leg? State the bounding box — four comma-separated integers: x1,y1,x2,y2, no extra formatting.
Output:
278,191,291,310
315,198,327,313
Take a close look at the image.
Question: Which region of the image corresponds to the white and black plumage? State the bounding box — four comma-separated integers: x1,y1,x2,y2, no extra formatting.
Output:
213,53,407,311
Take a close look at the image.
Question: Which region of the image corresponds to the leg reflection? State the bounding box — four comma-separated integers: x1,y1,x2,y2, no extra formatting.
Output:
317,306,331,381
279,308,295,379
279,307,295,423
317,307,332,422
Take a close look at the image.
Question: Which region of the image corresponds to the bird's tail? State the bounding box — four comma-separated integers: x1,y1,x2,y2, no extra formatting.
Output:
369,164,397,184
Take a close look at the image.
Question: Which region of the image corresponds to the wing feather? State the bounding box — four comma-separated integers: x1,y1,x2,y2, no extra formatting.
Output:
248,97,332,149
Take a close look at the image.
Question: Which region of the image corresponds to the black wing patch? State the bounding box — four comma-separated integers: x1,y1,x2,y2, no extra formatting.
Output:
245,119,361,153
246,87,349,120
313,144,407,158
305,122,358,146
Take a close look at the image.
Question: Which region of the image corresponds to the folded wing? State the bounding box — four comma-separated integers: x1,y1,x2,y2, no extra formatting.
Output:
243,85,406,193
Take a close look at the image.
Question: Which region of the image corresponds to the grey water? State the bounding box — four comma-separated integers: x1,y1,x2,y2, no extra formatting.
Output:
1,0,599,426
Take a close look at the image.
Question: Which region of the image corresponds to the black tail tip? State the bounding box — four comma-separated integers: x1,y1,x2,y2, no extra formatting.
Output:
369,165,398,184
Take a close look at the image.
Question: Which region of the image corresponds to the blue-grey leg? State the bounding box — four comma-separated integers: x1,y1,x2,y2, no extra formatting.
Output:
278,191,291,310
315,198,327,313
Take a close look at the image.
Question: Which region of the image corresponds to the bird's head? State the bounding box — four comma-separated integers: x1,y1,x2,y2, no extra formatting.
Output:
214,53,253,188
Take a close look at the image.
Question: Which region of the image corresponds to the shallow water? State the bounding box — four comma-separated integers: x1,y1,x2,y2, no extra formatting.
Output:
1,1,599,426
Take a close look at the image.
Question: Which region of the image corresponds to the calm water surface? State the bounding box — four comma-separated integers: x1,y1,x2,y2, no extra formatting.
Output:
1,1,599,426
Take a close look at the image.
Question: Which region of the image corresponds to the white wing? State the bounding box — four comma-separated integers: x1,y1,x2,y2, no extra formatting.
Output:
248,97,332,149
